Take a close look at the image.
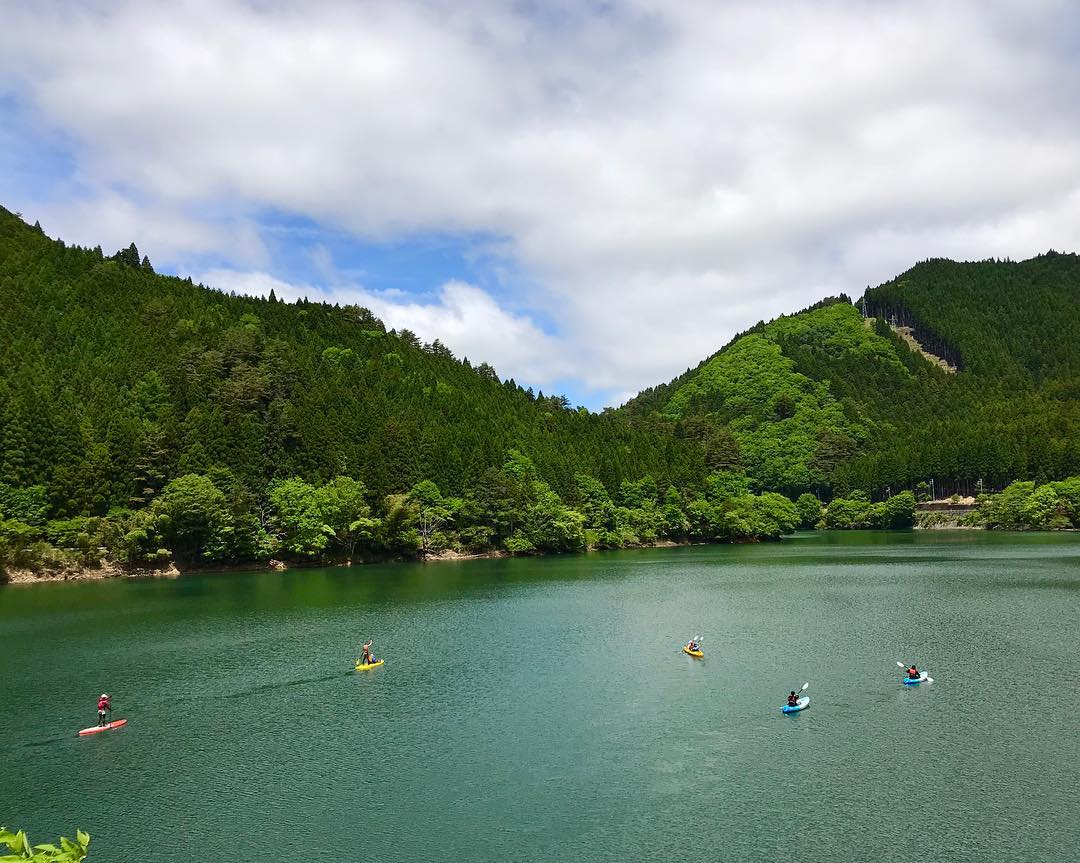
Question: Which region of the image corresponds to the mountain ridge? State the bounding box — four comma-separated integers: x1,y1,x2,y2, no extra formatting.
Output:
621,253,1080,497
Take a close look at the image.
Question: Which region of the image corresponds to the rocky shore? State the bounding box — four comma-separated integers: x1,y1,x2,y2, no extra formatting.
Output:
1,540,708,585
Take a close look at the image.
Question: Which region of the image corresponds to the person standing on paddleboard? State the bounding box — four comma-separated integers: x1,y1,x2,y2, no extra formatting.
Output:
97,694,111,726
360,639,375,666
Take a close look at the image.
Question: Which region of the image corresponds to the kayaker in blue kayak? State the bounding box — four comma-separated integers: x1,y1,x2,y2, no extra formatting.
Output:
906,664,920,680
787,691,799,707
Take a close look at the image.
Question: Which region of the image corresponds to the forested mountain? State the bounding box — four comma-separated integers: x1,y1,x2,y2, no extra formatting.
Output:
0,205,703,513
2,204,1076,577
6,205,804,575
622,255,1080,497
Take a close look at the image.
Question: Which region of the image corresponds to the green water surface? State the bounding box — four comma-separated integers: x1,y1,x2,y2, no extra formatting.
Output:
2,531,1079,861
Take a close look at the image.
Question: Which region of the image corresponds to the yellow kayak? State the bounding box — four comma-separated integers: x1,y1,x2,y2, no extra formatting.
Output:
355,659,385,671
683,646,704,658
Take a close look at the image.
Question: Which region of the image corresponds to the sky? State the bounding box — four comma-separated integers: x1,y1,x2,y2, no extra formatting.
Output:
2,0,1079,409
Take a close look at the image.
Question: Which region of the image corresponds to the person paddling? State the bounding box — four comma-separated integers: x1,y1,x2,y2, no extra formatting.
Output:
686,637,701,653
97,693,111,726
907,664,920,680
360,639,375,666
787,690,799,707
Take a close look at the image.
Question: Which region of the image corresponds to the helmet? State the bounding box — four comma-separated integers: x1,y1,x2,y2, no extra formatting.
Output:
101,693,108,698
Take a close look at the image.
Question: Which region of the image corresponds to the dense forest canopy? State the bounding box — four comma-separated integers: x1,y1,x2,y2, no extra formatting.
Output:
622,257,1080,497
862,255,1080,383
0,205,704,514
0,206,1077,574
3,205,803,573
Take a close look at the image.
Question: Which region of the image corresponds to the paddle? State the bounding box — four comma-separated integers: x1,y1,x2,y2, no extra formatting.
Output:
897,660,933,684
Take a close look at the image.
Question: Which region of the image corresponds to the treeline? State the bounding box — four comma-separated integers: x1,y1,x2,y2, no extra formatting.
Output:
0,456,922,578
965,476,1080,530
0,455,822,576
808,491,917,530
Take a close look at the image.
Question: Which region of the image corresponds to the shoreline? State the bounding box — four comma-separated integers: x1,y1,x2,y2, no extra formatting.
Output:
0,539,699,586
10,529,1074,586
2,559,183,586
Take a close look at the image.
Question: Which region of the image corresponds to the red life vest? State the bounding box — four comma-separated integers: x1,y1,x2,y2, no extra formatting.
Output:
98,698,110,711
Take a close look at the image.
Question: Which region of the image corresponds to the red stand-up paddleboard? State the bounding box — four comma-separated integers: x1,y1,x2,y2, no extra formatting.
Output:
78,719,127,736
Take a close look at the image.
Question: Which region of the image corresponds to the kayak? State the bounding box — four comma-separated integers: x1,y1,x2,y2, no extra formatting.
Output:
355,659,385,671
781,696,810,713
902,673,929,685
683,646,704,658
78,719,127,736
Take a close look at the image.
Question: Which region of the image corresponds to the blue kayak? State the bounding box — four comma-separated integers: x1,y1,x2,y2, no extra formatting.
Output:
902,673,929,685
782,696,810,713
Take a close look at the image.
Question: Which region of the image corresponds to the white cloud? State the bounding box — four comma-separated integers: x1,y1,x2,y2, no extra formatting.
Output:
196,269,303,302
3,191,268,268
3,0,1080,403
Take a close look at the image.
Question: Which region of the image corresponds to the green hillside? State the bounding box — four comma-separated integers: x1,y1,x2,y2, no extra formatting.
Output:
862,255,1080,383
3,204,1078,576
0,206,703,513
6,205,810,575
623,256,1080,496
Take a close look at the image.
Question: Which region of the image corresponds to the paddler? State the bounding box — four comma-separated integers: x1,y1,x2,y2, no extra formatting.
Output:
906,664,920,680
686,636,701,652
97,693,111,726
787,691,799,707
360,639,375,666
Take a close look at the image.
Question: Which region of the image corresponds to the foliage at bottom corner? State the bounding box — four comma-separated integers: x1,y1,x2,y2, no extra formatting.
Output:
0,828,90,862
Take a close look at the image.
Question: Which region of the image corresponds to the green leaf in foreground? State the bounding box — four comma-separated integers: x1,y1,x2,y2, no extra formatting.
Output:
0,827,90,862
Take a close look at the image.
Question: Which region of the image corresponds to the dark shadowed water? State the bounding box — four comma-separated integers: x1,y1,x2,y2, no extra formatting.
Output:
3,531,1079,862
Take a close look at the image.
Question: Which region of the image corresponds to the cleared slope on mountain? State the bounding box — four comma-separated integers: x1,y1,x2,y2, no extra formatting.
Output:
863,254,1080,383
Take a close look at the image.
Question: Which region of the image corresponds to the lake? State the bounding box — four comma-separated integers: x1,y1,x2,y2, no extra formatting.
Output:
3,531,1079,862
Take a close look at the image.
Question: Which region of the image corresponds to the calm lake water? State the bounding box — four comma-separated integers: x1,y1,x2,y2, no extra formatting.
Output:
3,531,1080,862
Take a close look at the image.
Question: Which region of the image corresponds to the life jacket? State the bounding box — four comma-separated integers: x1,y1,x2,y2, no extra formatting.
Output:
908,667,919,678
98,698,110,711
